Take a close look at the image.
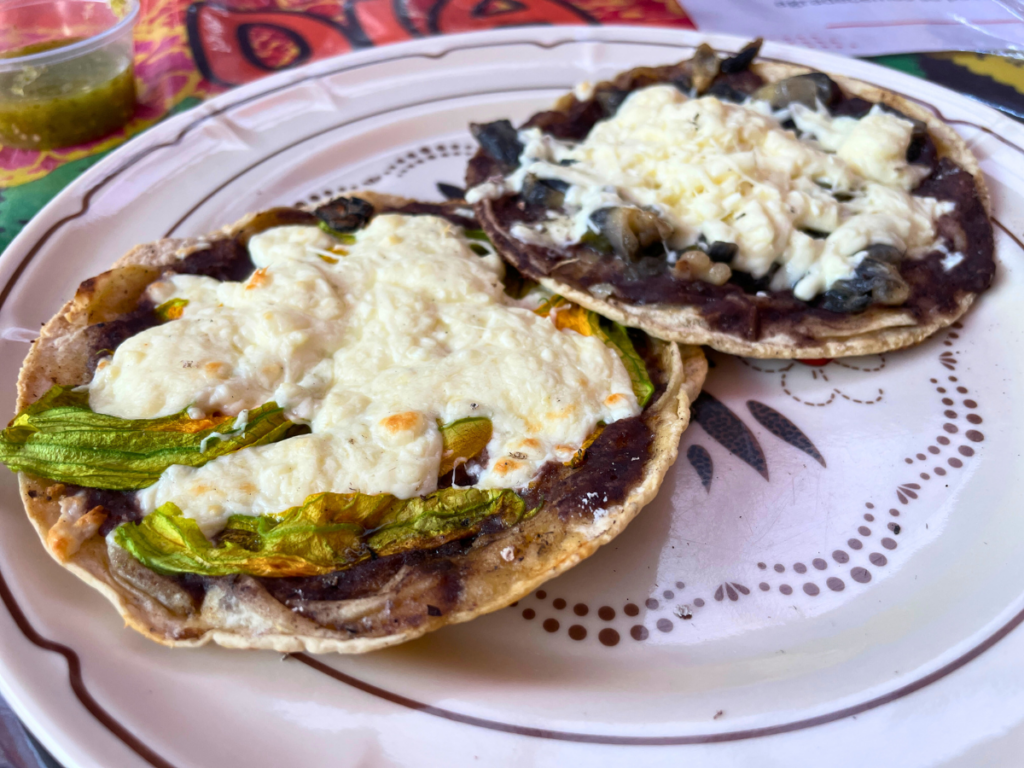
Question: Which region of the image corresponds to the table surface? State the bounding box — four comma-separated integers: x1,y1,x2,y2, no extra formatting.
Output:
2,1,1024,765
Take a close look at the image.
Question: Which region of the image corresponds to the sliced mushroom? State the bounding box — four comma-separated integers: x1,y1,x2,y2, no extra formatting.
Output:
857,258,911,305
470,120,524,168
818,245,909,313
691,44,721,95
313,197,375,234
520,175,568,208
818,282,872,314
752,73,842,111
590,208,638,260
719,38,763,74
589,207,671,261
634,209,672,245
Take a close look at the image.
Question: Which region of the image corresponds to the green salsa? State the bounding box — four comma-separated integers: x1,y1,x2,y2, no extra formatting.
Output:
0,39,136,150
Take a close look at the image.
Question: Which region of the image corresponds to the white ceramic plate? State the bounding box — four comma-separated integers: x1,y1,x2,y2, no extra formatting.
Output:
2,27,1024,768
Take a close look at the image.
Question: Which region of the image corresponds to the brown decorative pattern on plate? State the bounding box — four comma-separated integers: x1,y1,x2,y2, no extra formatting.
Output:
507,323,982,645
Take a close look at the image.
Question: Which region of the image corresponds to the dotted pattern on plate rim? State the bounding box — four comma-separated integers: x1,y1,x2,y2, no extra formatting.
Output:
511,324,983,647
294,142,475,207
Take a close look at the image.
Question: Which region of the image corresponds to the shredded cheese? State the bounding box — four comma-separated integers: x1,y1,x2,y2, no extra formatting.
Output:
469,85,954,300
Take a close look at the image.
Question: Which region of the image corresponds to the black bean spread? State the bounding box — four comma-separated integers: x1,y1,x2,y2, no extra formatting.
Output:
466,44,995,343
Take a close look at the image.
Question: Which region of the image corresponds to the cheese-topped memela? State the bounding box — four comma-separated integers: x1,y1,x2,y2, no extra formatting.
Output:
468,84,954,301
88,215,640,536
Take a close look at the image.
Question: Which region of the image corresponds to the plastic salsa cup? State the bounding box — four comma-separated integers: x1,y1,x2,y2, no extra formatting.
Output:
0,0,139,150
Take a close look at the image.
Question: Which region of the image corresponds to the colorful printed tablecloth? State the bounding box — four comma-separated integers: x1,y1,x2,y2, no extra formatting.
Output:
0,3,1023,766
2,0,1024,257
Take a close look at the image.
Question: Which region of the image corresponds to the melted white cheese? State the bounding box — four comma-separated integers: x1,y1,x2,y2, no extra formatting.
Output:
469,85,954,300
90,216,639,536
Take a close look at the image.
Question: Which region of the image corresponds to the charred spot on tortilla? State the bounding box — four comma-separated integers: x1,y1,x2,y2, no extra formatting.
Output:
466,41,994,358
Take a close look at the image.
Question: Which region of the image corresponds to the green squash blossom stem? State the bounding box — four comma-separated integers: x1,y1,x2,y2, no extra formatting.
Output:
115,487,538,578
0,386,293,491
